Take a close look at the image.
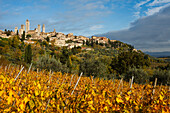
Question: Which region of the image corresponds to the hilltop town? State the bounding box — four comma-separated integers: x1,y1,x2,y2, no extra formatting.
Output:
0,19,117,49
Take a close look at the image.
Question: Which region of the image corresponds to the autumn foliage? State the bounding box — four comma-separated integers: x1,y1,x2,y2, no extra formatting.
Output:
0,65,169,112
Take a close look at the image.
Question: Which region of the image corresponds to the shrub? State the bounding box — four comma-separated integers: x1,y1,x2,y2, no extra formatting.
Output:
150,69,170,85
36,55,68,73
123,67,149,84
79,55,107,78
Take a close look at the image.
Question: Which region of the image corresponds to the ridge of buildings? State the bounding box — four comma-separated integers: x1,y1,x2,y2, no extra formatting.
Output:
0,19,117,49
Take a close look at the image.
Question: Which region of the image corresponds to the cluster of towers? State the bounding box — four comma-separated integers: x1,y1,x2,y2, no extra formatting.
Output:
14,19,45,36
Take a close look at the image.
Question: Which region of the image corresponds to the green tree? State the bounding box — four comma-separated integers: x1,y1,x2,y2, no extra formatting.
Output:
16,30,19,35
13,48,22,61
46,36,50,42
86,40,89,46
108,39,111,44
8,36,20,48
26,34,31,39
60,48,70,64
99,43,103,46
24,44,32,64
41,41,49,48
21,31,25,42
124,67,149,84
4,29,11,36
83,40,85,45
111,51,151,75
96,41,98,45
36,55,68,73
67,56,73,73
90,40,94,47
79,54,107,77
150,69,170,85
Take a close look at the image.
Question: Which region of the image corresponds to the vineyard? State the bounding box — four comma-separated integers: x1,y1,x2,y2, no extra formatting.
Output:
0,65,169,112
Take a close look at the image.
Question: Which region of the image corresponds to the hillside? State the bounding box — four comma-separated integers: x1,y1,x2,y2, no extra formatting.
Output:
0,35,170,85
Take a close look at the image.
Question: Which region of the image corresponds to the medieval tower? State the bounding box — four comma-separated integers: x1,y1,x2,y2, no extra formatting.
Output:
26,19,30,33
14,27,18,34
21,24,25,31
42,24,45,33
38,24,41,34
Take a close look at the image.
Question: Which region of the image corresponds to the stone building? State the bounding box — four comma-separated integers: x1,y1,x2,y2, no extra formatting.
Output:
54,39,66,47
27,30,36,35
38,24,41,35
26,19,30,33
53,28,56,33
19,29,23,35
14,27,18,34
0,30,3,35
91,36,108,43
21,24,25,31
42,24,45,33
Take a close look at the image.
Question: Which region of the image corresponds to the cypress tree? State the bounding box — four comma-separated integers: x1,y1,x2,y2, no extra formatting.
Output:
96,41,98,45
46,36,50,42
86,40,89,46
24,44,32,64
16,30,19,35
21,31,25,42
91,40,94,47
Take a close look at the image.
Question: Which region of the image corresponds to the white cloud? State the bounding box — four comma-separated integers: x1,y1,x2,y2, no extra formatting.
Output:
145,3,170,15
135,0,150,9
146,6,164,15
134,11,140,18
134,0,151,18
90,25,103,30
149,0,170,6
135,0,170,17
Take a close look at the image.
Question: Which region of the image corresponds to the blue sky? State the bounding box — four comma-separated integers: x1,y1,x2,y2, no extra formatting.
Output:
1,0,170,52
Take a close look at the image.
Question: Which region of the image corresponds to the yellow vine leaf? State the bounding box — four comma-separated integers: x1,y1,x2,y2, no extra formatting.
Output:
24,96,29,104
88,100,93,105
38,83,41,89
106,99,112,105
9,90,13,96
116,95,124,103
7,96,13,104
20,102,25,111
0,90,4,96
127,91,131,95
57,104,60,110
125,96,130,101
35,90,39,96
4,107,11,112
29,100,35,109
104,106,109,111
89,104,95,110
41,91,44,97
0,84,3,90
159,95,163,101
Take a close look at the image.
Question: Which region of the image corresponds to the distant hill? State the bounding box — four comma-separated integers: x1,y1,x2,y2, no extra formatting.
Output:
145,51,170,58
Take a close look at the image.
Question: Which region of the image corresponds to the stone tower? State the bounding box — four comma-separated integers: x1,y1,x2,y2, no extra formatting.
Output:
54,28,56,33
21,24,25,31
38,24,41,34
14,27,18,34
19,29,23,35
26,19,30,33
42,24,45,33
